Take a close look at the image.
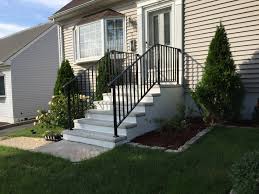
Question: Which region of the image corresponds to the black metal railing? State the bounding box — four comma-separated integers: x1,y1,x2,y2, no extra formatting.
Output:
108,44,181,137
63,51,138,130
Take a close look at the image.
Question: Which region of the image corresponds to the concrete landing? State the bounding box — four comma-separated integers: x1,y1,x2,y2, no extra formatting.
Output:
35,140,109,162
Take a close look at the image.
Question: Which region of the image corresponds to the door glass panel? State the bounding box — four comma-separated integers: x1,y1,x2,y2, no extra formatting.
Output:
153,15,159,45
164,12,171,45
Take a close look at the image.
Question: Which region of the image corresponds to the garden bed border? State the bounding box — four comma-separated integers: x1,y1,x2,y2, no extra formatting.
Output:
128,127,212,153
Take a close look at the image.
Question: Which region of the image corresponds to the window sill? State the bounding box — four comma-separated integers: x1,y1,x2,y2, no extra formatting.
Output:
75,56,103,65
0,95,6,98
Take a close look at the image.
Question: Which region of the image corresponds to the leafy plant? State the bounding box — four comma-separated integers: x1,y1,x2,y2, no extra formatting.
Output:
36,94,91,129
229,151,259,194
54,60,75,96
158,104,191,134
192,23,244,124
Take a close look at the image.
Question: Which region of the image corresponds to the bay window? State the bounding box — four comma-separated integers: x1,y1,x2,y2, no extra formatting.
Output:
0,73,5,96
75,17,124,62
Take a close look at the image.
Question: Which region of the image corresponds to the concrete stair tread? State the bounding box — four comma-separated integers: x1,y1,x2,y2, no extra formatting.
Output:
87,109,146,117
63,129,127,143
75,118,137,129
94,101,154,106
103,93,161,97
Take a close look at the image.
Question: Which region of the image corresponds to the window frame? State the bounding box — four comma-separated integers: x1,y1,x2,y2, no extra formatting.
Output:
74,16,125,63
0,73,6,97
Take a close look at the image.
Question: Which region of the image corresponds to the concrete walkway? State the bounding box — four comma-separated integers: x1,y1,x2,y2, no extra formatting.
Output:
35,141,109,162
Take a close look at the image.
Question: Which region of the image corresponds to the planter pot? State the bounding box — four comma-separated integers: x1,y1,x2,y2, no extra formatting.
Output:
44,134,62,142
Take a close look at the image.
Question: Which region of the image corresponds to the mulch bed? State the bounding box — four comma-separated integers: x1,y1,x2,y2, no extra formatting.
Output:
132,118,207,150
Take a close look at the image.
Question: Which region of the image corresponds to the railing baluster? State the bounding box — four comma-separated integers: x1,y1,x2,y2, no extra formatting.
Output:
112,83,118,137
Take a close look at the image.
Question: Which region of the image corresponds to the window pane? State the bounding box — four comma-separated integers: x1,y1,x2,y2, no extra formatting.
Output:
164,12,171,45
153,15,159,45
79,20,102,59
0,76,5,96
106,19,124,51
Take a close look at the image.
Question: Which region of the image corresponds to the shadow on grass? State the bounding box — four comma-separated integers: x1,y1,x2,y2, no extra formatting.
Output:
0,127,259,194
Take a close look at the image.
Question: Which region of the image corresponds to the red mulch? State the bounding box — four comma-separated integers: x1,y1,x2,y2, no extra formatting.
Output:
132,118,207,150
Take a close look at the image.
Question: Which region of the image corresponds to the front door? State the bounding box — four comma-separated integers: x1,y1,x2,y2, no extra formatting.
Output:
147,8,172,49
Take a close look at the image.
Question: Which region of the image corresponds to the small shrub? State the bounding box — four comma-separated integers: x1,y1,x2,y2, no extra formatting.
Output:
192,23,244,124
229,151,259,194
36,94,91,129
158,104,191,134
54,60,75,96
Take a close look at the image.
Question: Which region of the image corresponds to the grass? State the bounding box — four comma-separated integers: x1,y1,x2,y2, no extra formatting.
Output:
7,125,63,138
1,126,259,194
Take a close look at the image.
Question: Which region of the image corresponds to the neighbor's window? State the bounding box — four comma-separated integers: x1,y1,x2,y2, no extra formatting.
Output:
0,73,5,96
75,18,124,62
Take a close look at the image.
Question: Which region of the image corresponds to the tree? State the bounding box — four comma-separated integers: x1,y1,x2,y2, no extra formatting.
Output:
192,23,244,123
54,60,75,95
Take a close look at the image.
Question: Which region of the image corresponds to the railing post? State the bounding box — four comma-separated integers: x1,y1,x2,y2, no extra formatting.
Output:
177,49,180,85
157,45,161,85
67,84,72,130
112,83,118,137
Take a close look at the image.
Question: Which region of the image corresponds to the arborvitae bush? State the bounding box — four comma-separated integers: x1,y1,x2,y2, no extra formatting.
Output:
95,53,111,100
54,60,75,95
192,23,244,123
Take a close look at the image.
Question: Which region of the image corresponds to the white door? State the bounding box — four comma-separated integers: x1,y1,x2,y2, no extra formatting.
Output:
147,8,172,49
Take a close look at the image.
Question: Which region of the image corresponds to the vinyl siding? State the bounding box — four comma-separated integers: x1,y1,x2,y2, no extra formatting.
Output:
184,0,259,93
0,69,14,123
11,26,59,121
62,0,138,74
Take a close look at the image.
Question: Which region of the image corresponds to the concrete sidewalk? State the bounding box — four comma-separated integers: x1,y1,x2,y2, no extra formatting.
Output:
35,141,109,162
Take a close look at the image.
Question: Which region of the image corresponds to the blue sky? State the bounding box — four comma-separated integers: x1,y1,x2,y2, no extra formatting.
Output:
0,0,71,38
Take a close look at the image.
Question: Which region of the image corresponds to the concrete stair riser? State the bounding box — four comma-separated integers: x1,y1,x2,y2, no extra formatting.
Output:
64,85,184,148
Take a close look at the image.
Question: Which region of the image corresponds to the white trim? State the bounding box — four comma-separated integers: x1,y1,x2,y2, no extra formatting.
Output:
137,0,176,54
0,72,6,97
6,25,57,64
74,16,126,63
57,25,64,65
50,0,97,20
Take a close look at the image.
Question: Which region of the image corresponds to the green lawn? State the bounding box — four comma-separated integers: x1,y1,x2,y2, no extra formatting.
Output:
1,126,259,194
7,125,63,138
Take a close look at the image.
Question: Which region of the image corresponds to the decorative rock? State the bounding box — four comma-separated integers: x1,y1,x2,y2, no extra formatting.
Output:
151,146,166,151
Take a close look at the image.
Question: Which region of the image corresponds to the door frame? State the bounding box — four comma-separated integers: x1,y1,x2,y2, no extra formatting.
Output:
148,7,172,48
137,0,184,84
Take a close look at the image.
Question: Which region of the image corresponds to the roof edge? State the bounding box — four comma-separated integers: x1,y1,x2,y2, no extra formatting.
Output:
50,0,97,21
3,23,55,63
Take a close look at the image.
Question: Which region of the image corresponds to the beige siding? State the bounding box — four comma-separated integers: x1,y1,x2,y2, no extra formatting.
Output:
184,0,259,93
61,0,138,74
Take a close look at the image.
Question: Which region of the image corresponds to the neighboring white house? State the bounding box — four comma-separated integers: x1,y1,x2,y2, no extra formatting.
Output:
0,23,59,124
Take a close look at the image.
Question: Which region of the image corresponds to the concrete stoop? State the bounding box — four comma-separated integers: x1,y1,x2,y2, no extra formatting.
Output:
63,84,184,148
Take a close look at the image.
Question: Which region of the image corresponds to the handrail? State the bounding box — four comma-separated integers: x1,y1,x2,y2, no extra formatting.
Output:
63,50,138,130
109,44,181,137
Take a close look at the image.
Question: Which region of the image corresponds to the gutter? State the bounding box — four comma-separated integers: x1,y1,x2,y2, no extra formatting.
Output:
49,0,97,21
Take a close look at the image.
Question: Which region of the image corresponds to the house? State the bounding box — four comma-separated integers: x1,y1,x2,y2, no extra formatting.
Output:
50,0,259,148
0,23,59,124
